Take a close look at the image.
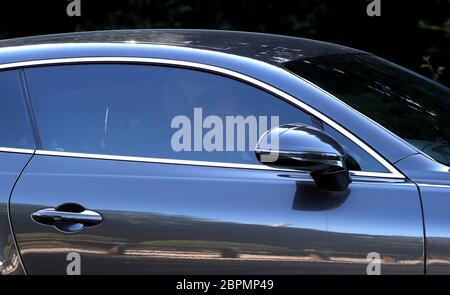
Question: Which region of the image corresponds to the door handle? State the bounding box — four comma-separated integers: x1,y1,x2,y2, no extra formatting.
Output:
32,203,102,233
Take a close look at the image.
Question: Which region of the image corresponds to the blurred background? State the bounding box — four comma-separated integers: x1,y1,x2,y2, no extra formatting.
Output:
0,0,448,85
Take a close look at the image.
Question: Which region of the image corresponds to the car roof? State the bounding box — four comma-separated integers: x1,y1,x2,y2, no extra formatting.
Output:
0,29,363,66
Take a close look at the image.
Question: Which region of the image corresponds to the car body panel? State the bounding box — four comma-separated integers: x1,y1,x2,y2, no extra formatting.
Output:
396,154,450,274
417,185,450,275
0,151,31,275
10,155,423,274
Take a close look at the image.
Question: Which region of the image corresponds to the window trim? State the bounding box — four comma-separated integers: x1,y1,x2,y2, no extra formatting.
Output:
0,147,35,154
0,57,405,179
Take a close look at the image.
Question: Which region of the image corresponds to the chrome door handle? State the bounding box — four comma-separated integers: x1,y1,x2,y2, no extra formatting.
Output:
32,204,102,233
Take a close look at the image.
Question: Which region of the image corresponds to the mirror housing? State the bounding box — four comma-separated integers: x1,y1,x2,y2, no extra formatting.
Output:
255,124,351,191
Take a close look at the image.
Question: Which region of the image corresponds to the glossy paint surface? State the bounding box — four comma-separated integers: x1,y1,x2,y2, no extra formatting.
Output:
0,152,31,275
419,185,450,274
0,29,362,65
1,31,447,275
10,155,423,274
396,154,450,274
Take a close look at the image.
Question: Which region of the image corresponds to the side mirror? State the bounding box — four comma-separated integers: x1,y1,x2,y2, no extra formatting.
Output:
255,124,351,191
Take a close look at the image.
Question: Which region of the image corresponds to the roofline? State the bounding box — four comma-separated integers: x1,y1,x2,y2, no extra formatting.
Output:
0,29,366,62
0,28,359,48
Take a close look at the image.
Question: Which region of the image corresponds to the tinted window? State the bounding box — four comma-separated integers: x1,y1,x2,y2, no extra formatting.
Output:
25,64,387,172
0,70,35,149
285,54,450,166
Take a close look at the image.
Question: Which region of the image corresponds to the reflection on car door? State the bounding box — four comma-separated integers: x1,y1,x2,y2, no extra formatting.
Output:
11,156,424,274
9,63,424,274
0,69,36,275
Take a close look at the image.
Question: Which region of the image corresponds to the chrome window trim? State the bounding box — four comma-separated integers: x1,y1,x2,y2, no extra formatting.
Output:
418,183,450,189
35,150,284,171
34,149,400,179
0,56,404,179
0,147,35,154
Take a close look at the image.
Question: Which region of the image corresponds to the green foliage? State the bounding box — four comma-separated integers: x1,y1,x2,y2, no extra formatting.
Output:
421,56,446,80
0,0,448,85
418,8,449,82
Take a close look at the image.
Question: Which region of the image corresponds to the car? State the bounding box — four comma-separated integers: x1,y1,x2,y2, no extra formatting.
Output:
0,29,448,275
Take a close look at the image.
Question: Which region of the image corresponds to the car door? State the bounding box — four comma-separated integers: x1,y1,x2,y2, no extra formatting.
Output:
0,69,36,275
9,62,424,274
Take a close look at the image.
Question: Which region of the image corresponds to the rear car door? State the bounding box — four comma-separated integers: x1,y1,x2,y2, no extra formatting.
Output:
9,62,424,274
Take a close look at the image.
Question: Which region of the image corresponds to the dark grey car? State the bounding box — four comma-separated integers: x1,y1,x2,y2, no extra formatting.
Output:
0,30,448,275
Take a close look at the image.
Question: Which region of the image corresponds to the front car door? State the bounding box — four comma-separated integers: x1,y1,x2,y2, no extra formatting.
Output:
9,61,424,274
0,69,37,275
